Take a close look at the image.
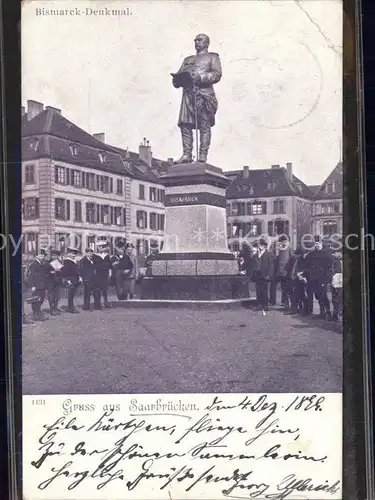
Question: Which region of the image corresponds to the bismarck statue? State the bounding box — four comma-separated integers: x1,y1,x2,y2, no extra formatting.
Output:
171,33,222,164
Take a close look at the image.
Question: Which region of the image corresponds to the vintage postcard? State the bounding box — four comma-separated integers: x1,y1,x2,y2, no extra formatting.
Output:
21,0,343,498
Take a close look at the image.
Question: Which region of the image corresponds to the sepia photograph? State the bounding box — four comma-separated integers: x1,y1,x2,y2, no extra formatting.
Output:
21,0,343,397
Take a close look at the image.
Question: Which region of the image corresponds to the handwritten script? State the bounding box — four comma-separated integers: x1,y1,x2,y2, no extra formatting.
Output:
23,393,342,499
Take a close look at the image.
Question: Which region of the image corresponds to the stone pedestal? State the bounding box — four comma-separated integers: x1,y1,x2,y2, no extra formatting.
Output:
141,162,245,300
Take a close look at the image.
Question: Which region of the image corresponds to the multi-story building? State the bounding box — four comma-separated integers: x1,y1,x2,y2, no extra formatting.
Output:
22,100,166,261
225,163,314,251
311,162,343,237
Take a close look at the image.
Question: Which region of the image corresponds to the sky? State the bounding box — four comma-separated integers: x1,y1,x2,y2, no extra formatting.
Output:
22,0,342,186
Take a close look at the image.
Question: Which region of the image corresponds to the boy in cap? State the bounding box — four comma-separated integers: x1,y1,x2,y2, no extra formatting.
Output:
45,248,63,315
25,248,49,321
79,248,96,310
61,247,82,313
253,238,273,312
92,241,113,309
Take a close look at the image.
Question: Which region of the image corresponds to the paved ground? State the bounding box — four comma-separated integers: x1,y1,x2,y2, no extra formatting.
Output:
22,294,342,395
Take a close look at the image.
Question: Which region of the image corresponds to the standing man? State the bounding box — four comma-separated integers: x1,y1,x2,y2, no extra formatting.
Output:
269,235,291,307
171,33,222,163
25,249,49,322
61,247,82,314
253,238,273,312
79,248,96,311
305,236,333,320
144,242,159,277
45,249,63,316
116,245,134,300
93,241,112,309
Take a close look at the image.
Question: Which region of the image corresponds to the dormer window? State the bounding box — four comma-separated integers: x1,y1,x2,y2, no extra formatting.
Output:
325,181,335,194
29,138,40,151
98,152,107,164
70,144,78,156
267,181,276,190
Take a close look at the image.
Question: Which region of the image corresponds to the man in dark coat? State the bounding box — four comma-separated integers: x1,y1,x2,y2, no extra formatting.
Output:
61,247,82,313
331,248,343,322
45,248,63,316
253,238,273,312
116,245,134,299
303,236,333,319
25,249,49,321
269,235,291,307
79,248,96,311
92,241,113,309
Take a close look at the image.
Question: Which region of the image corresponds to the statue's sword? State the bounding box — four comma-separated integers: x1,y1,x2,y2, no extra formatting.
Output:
193,85,199,162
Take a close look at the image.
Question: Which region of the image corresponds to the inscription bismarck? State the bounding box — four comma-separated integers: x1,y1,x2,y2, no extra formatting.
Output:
170,195,200,204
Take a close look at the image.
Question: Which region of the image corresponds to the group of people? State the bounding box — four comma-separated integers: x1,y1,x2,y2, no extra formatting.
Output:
22,241,140,324
238,235,343,323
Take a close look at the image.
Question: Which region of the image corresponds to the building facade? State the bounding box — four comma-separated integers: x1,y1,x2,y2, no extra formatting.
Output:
311,162,343,238
225,163,314,251
22,100,166,261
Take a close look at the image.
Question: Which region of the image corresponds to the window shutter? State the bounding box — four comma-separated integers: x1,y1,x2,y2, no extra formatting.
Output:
144,211,148,229
66,200,70,220
262,202,267,214
257,221,262,235
110,207,114,225
110,178,113,193
161,214,165,231
35,198,40,219
285,221,290,236
55,166,58,183
268,221,273,237
96,204,100,223
123,208,126,226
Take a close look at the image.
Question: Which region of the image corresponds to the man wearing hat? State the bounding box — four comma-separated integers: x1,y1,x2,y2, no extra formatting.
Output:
269,235,291,307
61,247,82,313
144,242,159,277
25,249,49,321
92,242,113,309
303,235,333,319
116,243,134,299
253,238,273,312
45,249,64,316
79,248,96,310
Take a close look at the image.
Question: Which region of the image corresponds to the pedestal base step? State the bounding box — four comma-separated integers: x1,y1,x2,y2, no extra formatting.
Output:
141,275,250,301
111,298,256,310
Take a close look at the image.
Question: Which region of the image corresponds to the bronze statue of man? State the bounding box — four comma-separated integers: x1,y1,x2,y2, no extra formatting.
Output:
171,34,222,164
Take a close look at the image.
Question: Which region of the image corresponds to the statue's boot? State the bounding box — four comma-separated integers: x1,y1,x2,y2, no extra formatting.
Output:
175,127,193,164
198,125,211,163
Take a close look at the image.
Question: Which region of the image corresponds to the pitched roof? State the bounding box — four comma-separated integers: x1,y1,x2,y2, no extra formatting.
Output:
22,108,164,183
313,162,343,200
226,168,314,199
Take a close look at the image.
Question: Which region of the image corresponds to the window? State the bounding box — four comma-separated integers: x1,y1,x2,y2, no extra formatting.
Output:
150,212,157,230
247,201,266,215
314,203,322,215
23,232,38,255
273,199,286,214
139,184,145,200
28,138,39,151
156,189,165,203
150,187,157,202
23,197,39,220
72,170,81,187
267,182,276,190
157,214,165,231
55,233,70,251
99,152,107,164
100,205,110,225
55,166,66,185
25,165,35,184
231,222,247,237
55,198,70,220
231,202,246,216
136,210,147,229
87,235,96,250
74,201,82,222
86,202,96,223
70,145,78,156
114,207,122,226
323,221,339,236
245,221,262,237
116,179,123,195
87,173,95,190
325,181,335,194
268,220,289,237
100,176,110,193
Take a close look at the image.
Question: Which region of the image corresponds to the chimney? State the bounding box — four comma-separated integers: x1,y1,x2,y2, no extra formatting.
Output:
286,162,293,181
139,137,152,167
271,164,280,169
21,106,25,117
27,100,44,121
167,158,174,166
45,105,61,114
93,133,105,142
243,165,249,178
